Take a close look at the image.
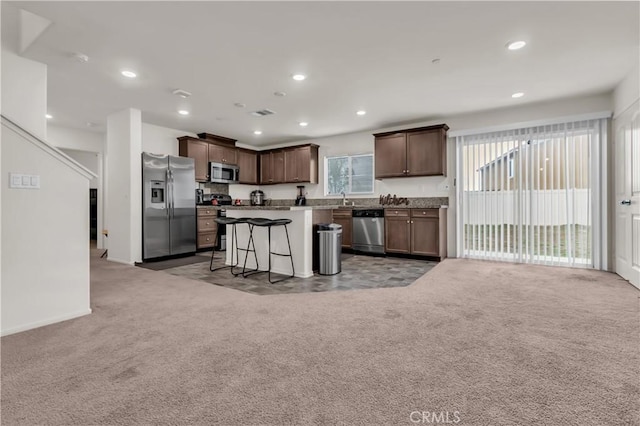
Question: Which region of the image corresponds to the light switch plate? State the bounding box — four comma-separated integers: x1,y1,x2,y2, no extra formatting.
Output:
9,173,40,189
10,173,22,188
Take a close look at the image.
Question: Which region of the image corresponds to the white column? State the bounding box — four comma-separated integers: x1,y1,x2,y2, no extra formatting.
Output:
105,108,142,264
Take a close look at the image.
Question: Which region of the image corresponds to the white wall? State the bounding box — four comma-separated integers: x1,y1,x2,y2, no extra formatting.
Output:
142,122,195,156
1,121,92,335
60,150,99,188
1,47,47,140
48,125,105,153
613,63,640,117
106,109,142,264
48,125,106,248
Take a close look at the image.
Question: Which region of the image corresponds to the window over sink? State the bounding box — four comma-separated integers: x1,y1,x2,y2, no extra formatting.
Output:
325,154,374,195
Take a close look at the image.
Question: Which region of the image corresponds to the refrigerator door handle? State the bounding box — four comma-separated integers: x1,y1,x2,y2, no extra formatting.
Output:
166,169,172,218
169,169,175,218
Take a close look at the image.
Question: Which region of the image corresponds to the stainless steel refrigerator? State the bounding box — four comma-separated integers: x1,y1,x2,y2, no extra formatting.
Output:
142,153,196,260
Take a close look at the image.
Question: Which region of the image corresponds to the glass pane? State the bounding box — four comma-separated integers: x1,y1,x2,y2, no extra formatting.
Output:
326,157,349,195
351,155,373,193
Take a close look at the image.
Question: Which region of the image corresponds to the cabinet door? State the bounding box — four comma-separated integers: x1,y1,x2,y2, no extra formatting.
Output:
407,128,445,176
385,216,411,253
332,215,352,248
410,217,439,256
259,152,272,184
179,139,209,182
285,147,311,183
272,151,285,183
375,133,407,178
208,144,237,164
237,150,258,184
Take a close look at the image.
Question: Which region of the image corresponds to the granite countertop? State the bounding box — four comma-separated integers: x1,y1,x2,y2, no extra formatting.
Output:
220,204,448,210
223,205,337,211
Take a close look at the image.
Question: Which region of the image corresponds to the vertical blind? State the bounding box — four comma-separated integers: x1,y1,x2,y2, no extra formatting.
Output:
456,119,606,268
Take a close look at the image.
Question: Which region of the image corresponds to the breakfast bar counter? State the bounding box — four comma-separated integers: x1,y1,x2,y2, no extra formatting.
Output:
224,207,334,279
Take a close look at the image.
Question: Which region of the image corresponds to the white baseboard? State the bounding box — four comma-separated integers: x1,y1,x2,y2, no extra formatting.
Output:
1,309,92,337
107,257,134,266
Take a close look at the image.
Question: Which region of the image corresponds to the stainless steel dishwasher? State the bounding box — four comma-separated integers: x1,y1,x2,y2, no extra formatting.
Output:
352,209,385,254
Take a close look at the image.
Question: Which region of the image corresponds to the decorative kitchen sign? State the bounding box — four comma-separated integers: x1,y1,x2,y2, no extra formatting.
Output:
379,194,410,206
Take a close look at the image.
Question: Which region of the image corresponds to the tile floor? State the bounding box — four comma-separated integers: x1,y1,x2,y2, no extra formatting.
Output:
162,252,438,295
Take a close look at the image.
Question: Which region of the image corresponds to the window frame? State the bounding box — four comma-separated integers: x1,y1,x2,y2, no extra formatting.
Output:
324,153,374,196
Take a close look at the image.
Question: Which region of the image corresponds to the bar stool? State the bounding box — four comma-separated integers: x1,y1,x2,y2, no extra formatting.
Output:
210,217,256,276
243,218,295,283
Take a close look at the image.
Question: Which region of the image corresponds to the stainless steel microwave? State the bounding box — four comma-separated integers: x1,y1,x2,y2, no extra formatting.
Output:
210,162,239,184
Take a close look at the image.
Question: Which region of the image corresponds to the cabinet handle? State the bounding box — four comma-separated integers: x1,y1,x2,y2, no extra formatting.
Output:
206,237,210,241
206,222,210,226
422,212,426,215
407,220,410,224
411,221,414,224
406,170,410,174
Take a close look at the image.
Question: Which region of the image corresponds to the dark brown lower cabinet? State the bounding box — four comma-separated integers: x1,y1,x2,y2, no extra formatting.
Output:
331,209,353,248
385,208,447,259
196,207,218,250
384,209,411,254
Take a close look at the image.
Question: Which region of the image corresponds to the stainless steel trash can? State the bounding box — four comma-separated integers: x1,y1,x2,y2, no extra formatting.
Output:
317,223,342,275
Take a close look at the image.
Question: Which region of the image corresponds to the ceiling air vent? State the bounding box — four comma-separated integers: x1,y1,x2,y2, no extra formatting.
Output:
250,109,276,117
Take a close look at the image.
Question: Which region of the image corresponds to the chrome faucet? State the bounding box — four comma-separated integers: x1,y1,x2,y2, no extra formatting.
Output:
341,191,347,206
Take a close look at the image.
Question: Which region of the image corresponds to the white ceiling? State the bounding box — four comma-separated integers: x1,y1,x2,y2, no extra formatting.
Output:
2,1,638,146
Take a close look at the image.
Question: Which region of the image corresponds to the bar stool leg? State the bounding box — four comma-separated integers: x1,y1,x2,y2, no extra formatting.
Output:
268,224,295,284
210,223,239,272
241,224,260,277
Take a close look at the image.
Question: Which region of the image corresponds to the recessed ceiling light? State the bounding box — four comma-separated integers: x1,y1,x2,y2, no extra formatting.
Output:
299,122,308,127
274,91,287,97
511,92,524,98
506,41,526,50
45,114,52,119
253,130,262,135
234,102,246,108
121,70,137,78
356,110,367,116
292,74,306,81
178,110,190,116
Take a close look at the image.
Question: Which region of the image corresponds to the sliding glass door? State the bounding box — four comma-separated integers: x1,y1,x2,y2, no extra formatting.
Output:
456,119,606,268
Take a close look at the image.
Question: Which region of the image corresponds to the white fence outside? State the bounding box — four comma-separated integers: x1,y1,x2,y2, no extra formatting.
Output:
463,189,590,226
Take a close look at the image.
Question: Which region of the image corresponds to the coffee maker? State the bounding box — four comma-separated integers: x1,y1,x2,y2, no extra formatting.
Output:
295,186,306,206
195,189,204,205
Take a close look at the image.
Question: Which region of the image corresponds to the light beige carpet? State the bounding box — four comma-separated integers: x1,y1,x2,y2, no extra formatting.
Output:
2,253,638,425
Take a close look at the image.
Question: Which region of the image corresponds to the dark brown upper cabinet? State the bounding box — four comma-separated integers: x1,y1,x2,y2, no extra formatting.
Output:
284,145,319,184
197,132,237,165
260,150,285,184
260,144,318,185
178,137,210,182
179,133,318,185
374,124,449,179
236,149,258,185
208,144,237,165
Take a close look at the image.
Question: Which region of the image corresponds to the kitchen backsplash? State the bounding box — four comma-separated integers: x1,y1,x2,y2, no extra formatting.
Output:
197,182,229,195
